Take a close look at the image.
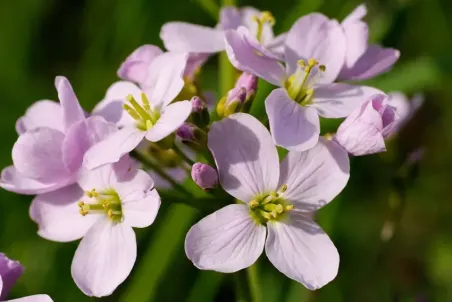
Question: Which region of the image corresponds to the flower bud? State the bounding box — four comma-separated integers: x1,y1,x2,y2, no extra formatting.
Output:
217,87,246,118
0,253,24,299
191,162,218,190
335,94,397,156
190,96,210,128
236,72,258,102
176,123,207,149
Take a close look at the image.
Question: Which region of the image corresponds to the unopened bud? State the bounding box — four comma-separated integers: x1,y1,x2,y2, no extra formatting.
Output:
223,87,246,117
191,96,204,113
176,123,207,149
190,96,210,128
236,72,258,103
191,162,218,190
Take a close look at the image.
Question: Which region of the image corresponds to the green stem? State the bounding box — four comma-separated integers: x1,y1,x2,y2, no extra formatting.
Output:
131,151,191,197
247,263,262,302
234,270,248,302
173,144,196,166
222,0,236,5
193,0,219,20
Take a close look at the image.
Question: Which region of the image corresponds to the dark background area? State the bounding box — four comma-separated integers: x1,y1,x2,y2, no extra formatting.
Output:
1,0,452,301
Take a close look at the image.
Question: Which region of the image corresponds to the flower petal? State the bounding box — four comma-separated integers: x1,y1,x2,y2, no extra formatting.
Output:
83,126,145,170
117,45,163,86
6,295,54,302
342,4,368,67
265,88,320,151
0,166,70,195
219,6,241,30
240,7,274,45
29,185,98,242
62,116,117,173
185,204,266,273
12,128,72,183
338,45,400,81
147,166,188,189
0,253,24,300
279,138,350,211
208,113,280,202
160,22,225,53
16,100,64,134
284,13,346,84
92,81,142,127
122,188,160,228
54,76,85,130
224,28,286,86
265,212,339,290
145,101,192,142
71,219,136,297
265,32,287,60
312,84,383,118
144,52,188,107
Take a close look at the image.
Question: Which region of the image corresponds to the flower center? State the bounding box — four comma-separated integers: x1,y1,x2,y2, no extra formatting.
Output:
252,11,275,42
78,188,123,222
123,93,161,131
249,185,294,224
285,58,325,105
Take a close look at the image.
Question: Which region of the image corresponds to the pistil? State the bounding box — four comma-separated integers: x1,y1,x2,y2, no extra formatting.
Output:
252,11,275,42
286,58,325,105
249,185,293,224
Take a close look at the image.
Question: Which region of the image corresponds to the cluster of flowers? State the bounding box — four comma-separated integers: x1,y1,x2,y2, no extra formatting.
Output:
0,4,423,300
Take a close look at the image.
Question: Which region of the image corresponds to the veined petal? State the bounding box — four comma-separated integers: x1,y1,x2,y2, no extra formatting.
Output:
12,128,72,183
265,88,319,151
208,113,280,202
83,126,145,170
71,219,137,297
284,13,346,84
63,116,117,173
92,81,142,127
185,204,266,273
240,7,274,45
122,188,160,229
160,22,225,53
338,45,400,81
279,138,350,211
265,33,287,60
312,84,383,118
30,185,98,242
342,4,368,67
144,101,192,142
54,76,85,131
224,28,286,86
16,100,64,134
144,52,188,107
6,295,54,302
265,212,339,290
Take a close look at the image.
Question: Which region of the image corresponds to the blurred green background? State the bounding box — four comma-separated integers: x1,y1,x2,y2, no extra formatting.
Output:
1,0,452,301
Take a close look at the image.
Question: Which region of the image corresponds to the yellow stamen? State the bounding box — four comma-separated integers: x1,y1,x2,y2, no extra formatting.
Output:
249,200,259,209
141,92,151,111
285,205,294,211
122,104,141,120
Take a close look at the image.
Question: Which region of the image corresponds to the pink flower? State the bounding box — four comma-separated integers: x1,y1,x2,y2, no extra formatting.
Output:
1,77,115,195
30,158,160,297
84,51,192,170
160,7,286,58
335,94,397,156
338,4,400,81
224,13,382,151
185,113,349,289
0,253,53,301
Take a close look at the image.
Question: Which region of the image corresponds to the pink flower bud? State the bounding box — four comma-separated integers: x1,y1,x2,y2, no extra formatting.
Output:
191,96,205,113
0,253,24,300
235,72,258,100
191,163,218,190
335,94,397,156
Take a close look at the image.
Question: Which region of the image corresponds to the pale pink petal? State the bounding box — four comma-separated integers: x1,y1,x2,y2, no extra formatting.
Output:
92,81,142,127
279,138,350,211
224,28,286,86
117,45,163,85
62,116,117,173
83,126,145,170
265,33,287,60
312,84,383,118
219,6,241,30
240,7,274,44
265,212,339,290
341,4,368,67
144,52,188,107
7,295,54,302
122,188,160,228
12,128,72,183
54,76,85,130
160,22,225,53
338,45,400,81
0,254,23,300
29,185,98,242
265,88,320,151
144,101,192,142
342,4,367,25
71,219,136,297
284,13,346,83
185,204,266,273
208,113,279,202
0,166,71,195
16,100,64,134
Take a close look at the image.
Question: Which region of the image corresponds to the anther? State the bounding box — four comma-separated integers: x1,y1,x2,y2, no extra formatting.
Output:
308,58,318,66
279,184,288,193
123,104,141,120
285,205,294,211
261,11,275,25
141,92,151,111
249,200,259,209
261,195,274,205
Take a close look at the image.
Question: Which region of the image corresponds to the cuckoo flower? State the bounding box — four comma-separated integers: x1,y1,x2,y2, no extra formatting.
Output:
338,5,400,81
85,51,192,170
0,253,53,301
160,6,286,58
387,92,423,133
225,13,382,151
185,113,349,289
30,158,160,297
0,76,115,195
335,94,397,156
